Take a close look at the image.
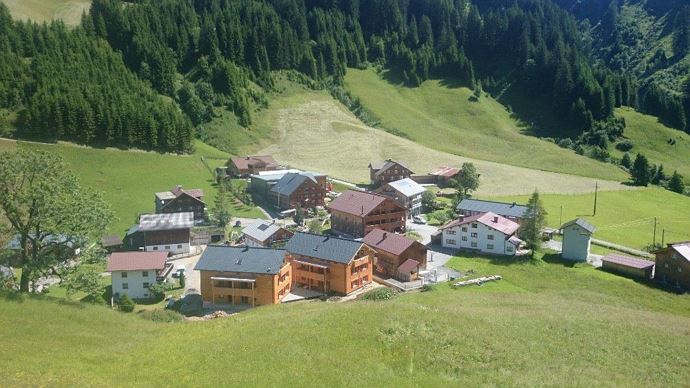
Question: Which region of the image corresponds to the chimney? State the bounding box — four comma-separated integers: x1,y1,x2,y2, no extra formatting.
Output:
361,205,364,215
246,156,250,160
383,232,387,240
493,216,498,223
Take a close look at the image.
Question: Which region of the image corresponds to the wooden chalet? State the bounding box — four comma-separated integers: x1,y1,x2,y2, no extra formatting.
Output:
368,159,413,187
328,190,406,238
269,172,327,210
126,212,194,254
155,185,206,221
228,155,279,177
654,242,690,289
363,229,427,281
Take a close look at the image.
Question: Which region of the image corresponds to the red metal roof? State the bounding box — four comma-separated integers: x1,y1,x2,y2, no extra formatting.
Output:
106,251,168,272
170,186,204,199
363,229,417,256
430,166,460,178
441,212,519,236
398,259,420,273
602,254,655,269
328,190,391,216
230,155,278,170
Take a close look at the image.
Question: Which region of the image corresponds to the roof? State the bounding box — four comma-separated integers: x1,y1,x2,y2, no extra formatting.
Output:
106,251,168,272
194,246,287,275
429,166,460,178
138,212,194,232
285,232,365,264
363,229,418,256
370,160,413,177
602,254,655,269
242,220,284,242
456,198,528,219
398,259,420,273
670,242,690,262
508,236,523,246
387,178,426,198
250,169,301,182
561,218,596,234
270,172,319,196
155,185,203,201
101,235,122,247
441,212,520,236
230,155,278,170
328,190,392,216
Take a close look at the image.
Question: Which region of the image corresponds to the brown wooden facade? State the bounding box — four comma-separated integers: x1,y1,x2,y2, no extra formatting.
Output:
198,263,292,306
158,193,206,221
270,178,326,210
655,244,690,289
330,199,406,238
370,161,413,187
286,245,375,295
372,243,427,280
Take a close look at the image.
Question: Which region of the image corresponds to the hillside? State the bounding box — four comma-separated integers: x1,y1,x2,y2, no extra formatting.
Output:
613,107,690,181
2,252,689,386
344,68,629,182
0,0,89,26
0,139,263,234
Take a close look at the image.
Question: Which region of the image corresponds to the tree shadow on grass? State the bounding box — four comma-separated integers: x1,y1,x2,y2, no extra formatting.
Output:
541,252,578,268
453,250,537,267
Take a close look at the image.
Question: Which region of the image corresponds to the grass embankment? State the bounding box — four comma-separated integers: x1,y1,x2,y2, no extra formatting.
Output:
1,252,688,386
0,0,90,26
344,68,627,182
0,139,264,235
614,107,690,182
488,187,690,250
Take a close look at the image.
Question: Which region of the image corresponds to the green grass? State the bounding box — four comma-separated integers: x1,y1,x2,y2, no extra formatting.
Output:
488,187,690,250
0,0,90,26
1,251,688,386
613,107,690,182
0,139,264,235
344,68,627,182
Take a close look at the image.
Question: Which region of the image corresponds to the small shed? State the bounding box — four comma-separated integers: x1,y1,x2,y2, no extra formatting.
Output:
601,254,655,279
561,218,596,262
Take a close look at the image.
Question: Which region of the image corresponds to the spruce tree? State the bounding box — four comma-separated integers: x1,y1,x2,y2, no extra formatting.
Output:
631,153,651,186
521,191,547,253
620,152,631,169
668,171,685,194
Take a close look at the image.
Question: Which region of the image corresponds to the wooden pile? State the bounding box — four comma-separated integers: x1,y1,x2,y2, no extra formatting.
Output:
453,275,502,287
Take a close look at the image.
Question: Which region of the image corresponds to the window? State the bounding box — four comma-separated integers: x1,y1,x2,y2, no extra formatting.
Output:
143,282,150,289
447,230,456,235
471,242,478,248
679,267,683,273
446,239,456,245
462,236,467,241
471,232,478,238
142,271,148,277
487,235,494,240
153,246,158,251
177,244,182,249
165,245,170,250
507,246,513,253
121,272,128,278
471,223,478,229
122,283,128,290
487,244,494,250
461,227,467,232
665,263,669,268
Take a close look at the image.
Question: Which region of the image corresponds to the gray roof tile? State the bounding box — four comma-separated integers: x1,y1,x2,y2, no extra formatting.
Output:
285,232,364,264
194,246,287,275
456,199,528,218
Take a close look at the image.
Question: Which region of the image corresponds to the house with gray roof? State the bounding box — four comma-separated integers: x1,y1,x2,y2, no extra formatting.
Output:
378,178,426,216
125,212,194,254
456,198,529,224
560,218,596,262
194,246,292,307
285,232,375,295
369,159,414,187
269,172,327,210
242,220,294,248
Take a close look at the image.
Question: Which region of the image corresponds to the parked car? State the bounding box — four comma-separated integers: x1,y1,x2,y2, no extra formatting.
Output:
413,215,426,224
172,265,185,278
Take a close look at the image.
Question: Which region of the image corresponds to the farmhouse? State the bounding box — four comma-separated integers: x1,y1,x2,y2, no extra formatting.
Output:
654,242,690,289
268,172,327,210
328,190,406,238
440,212,522,256
378,178,426,217
195,246,291,307
106,251,169,300
561,218,596,262
429,166,461,185
369,159,413,187
126,212,194,254
285,232,375,295
242,220,294,248
101,235,123,252
601,253,655,280
155,185,206,221
363,229,427,281
249,169,302,199
227,155,279,177
456,198,528,224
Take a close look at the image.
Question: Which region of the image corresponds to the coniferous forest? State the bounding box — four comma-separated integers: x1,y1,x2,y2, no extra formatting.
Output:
1,0,689,153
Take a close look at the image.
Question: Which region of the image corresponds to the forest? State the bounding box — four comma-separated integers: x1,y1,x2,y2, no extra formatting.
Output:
1,0,689,153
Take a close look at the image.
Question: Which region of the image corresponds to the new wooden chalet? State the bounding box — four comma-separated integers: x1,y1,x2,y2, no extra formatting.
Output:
328,190,406,238
285,232,375,295
228,155,279,177
654,242,690,289
363,229,427,282
368,159,413,187
269,172,327,210
242,220,294,248
126,212,194,254
195,246,291,307
155,185,206,221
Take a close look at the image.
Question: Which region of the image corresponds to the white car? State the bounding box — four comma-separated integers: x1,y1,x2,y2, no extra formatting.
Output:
412,215,426,224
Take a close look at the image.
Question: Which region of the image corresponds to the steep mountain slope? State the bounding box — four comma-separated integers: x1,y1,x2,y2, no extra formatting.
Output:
0,0,90,26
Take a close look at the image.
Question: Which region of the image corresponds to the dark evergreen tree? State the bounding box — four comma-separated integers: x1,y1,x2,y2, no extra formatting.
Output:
631,153,651,186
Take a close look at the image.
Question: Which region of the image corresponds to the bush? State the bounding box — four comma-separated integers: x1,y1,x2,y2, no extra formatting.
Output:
148,282,172,302
359,287,396,301
615,140,634,152
556,138,573,149
118,294,135,313
139,309,184,323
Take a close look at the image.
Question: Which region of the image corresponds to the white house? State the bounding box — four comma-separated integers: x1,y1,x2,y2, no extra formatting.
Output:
125,212,194,255
379,178,426,217
561,218,596,262
106,251,169,299
440,212,522,256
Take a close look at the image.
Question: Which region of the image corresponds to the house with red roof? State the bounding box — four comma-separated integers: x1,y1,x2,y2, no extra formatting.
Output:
429,166,461,186
155,185,206,221
328,190,406,238
601,253,655,280
228,155,279,177
363,229,427,281
440,212,522,256
106,251,170,299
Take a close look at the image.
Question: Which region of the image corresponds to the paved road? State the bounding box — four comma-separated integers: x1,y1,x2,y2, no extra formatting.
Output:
405,219,438,245
167,246,204,292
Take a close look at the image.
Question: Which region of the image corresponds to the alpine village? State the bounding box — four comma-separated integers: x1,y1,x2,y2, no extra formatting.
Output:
1,0,689,386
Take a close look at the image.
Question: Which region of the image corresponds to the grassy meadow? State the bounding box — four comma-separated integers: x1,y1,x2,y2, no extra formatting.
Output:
1,251,689,386
0,139,264,235
613,107,690,182
0,0,90,26
344,68,628,182
488,187,690,250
